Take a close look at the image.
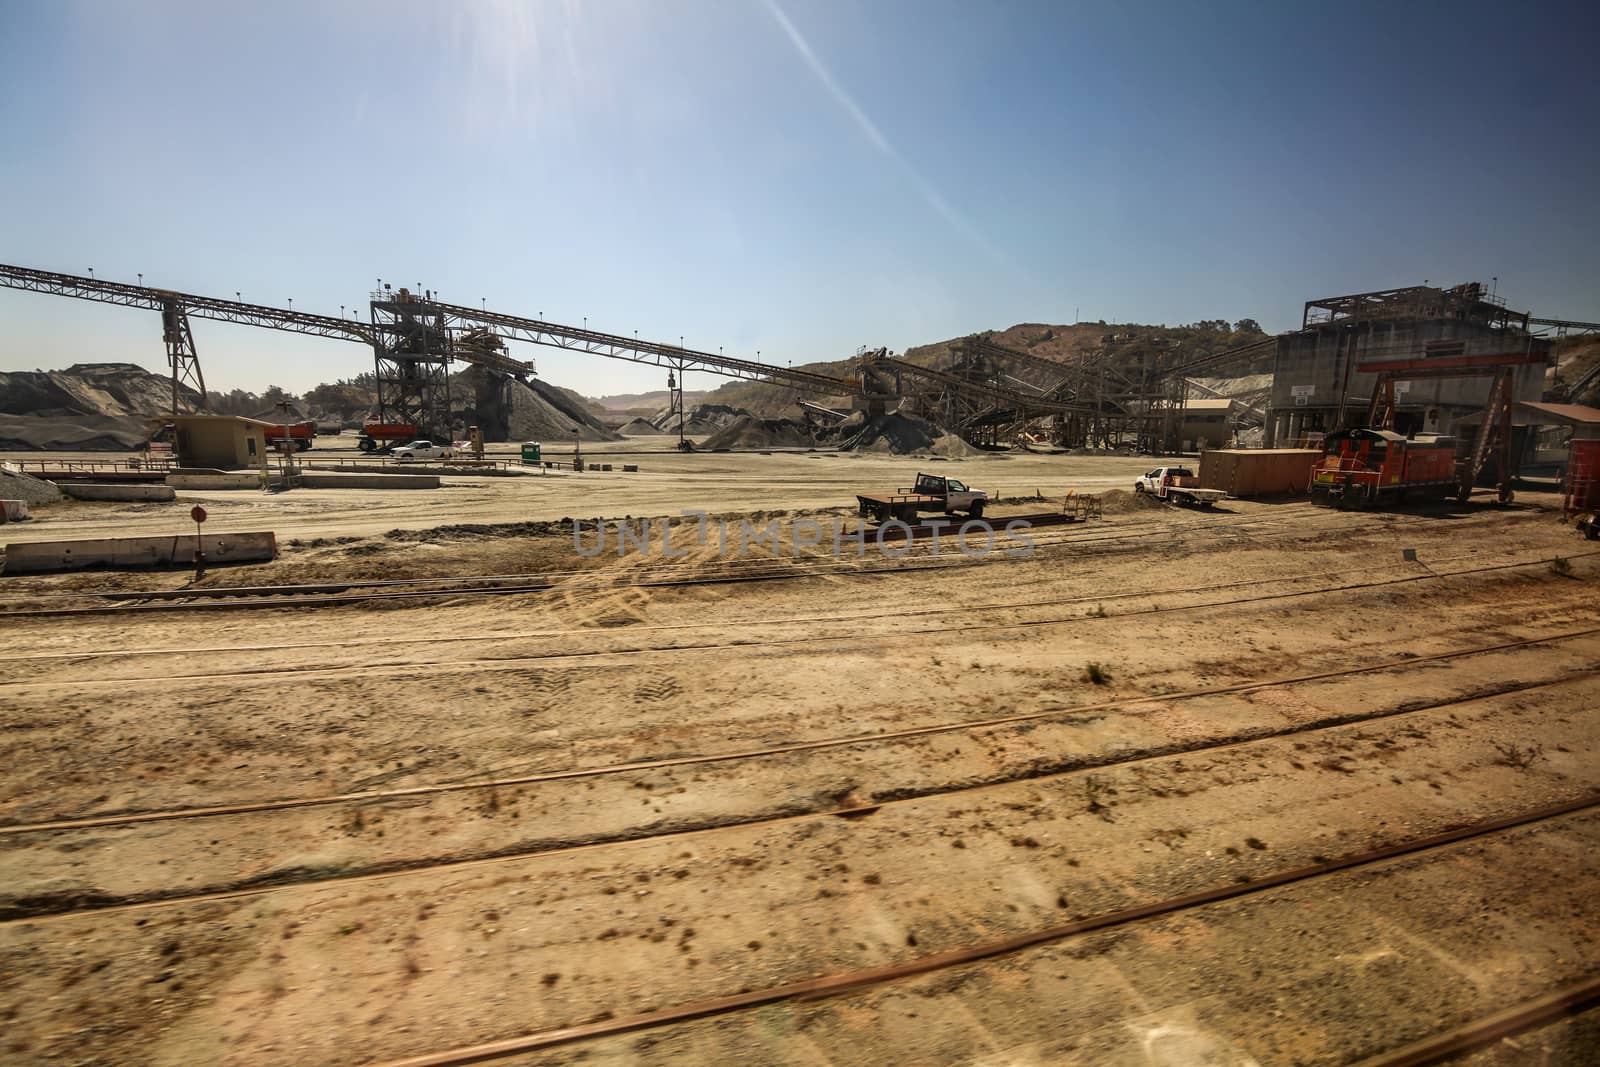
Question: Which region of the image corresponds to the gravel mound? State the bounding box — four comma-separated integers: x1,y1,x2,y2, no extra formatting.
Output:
0,413,149,451
837,412,963,454
0,465,64,504
507,379,620,442
617,418,666,435
928,433,981,458
1097,488,1165,514
701,414,816,449
0,363,177,450
457,366,621,443
652,403,749,435
0,363,198,419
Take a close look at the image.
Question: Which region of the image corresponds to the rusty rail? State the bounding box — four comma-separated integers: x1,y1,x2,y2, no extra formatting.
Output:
361,795,1600,1067
1349,975,1600,1067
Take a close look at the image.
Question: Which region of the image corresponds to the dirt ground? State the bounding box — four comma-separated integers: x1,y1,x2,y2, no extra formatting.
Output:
1,451,1597,1066
0,438,1157,546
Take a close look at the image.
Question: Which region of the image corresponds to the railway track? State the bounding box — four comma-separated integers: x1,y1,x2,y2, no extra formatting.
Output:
0,512,1299,616
351,796,1600,1067
0,543,1519,664
1352,977,1600,1066
4,498,1593,1064
4,549,1592,690
4,642,1590,922
0,503,1504,617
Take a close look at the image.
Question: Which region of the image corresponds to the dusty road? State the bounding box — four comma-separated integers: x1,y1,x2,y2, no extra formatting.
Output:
1,440,1154,544
1,470,1597,1065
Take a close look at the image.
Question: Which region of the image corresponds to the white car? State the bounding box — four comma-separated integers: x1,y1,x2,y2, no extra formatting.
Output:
392,440,453,462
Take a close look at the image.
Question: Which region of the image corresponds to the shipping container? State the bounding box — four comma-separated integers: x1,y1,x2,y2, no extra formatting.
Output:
1564,437,1600,516
1197,449,1322,498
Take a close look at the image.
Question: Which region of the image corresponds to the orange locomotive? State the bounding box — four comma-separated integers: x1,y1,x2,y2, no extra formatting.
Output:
1309,428,1459,508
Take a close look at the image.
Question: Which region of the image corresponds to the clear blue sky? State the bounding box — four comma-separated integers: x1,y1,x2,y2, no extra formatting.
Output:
2,0,1595,396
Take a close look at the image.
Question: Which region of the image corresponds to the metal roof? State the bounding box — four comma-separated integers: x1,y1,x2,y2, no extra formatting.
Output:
1516,402,1600,428
159,414,278,428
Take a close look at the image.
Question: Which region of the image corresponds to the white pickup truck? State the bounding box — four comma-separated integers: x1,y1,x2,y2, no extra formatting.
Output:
392,440,455,462
1133,466,1226,508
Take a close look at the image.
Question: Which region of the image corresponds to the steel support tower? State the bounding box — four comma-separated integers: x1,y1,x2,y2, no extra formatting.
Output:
369,287,453,440
159,297,206,414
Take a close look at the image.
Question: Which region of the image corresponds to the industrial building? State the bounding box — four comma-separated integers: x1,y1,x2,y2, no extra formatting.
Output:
1177,397,1234,450
1263,283,1550,447
165,414,273,469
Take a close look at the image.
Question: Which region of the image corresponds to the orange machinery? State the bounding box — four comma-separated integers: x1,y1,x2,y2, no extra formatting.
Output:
1309,428,1458,508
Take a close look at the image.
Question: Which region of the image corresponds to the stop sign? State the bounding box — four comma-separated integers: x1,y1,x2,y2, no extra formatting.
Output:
190,505,207,524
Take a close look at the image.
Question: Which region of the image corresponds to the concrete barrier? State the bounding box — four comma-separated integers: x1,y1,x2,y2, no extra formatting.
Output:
167,473,262,490
165,471,440,491
3,531,277,574
297,472,440,489
0,500,29,523
62,483,178,502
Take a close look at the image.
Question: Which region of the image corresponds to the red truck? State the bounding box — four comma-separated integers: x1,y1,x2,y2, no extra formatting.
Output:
357,420,420,453
263,421,316,452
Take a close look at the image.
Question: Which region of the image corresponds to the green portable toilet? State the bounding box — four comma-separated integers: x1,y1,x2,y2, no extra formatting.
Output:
520,442,541,465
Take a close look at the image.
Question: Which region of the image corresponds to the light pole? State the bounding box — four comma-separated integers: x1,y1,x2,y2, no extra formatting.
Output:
87,267,94,280
137,273,143,286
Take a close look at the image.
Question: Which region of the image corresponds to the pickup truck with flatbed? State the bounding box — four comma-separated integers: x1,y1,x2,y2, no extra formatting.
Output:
1133,466,1226,508
857,472,988,523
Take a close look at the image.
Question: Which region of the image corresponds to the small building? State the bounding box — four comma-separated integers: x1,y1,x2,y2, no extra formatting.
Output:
165,415,273,470
1264,283,1551,446
1178,398,1235,449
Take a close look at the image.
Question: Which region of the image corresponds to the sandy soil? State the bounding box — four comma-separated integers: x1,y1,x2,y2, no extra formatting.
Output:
0,439,1157,545
0,454,1597,1066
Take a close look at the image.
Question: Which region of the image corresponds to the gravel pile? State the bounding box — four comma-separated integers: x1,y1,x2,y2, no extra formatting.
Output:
837,412,945,453
701,415,816,449
652,403,749,435
617,418,666,435
0,465,64,504
0,413,149,451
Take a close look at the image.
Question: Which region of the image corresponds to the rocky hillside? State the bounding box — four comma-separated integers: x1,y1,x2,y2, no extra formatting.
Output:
700,320,1272,414
593,388,711,414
